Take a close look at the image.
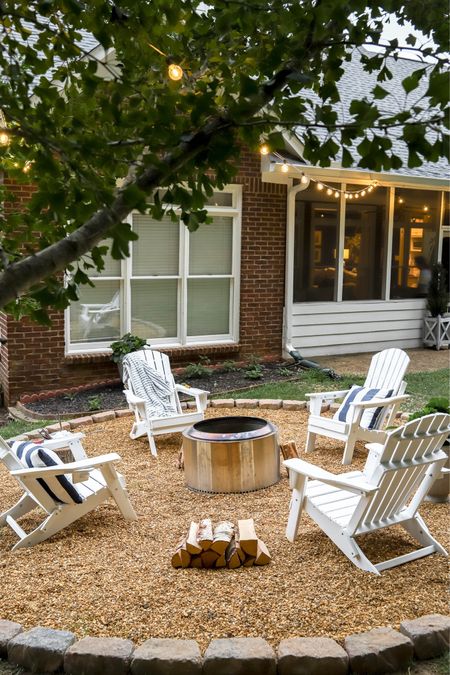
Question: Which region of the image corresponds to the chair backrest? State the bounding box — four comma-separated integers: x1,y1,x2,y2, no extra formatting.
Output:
351,413,450,534
0,434,22,471
123,347,181,413
364,348,410,394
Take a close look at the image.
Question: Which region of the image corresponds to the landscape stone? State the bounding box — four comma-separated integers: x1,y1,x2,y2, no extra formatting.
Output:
115,409,133,418
69,416,94,429
131,638,202,675
277,637,348,675
400,614,450,660
282,400,307,410
0,620,22,659
211,399,235,408
258,399,282,409
203,637,276,675
235,399,259,408
344,627,413,674
7,626,76,673
64,636,134,675
91,410,116,422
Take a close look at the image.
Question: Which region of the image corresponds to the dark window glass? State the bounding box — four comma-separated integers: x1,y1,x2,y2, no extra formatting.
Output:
390,189,441,299
342,185,388,301
293,183,340,302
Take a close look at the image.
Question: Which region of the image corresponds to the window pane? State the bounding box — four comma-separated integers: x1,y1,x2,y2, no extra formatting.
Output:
189,216,233,275
342,185,388,301
132,214,179,276
204,192,233,207
293,183,340,302
390,189,441,298
131,279,177,339
88,240,121,277
187,279,230,335
70,281,120,343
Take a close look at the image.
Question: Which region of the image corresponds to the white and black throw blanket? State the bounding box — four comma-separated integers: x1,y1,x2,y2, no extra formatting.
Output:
122,353,178,419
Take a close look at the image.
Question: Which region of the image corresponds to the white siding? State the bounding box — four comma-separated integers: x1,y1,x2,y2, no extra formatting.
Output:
290,299,426,356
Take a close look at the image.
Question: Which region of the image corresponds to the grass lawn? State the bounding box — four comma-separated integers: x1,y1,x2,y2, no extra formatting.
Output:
219,368,449,413
0,418,56,440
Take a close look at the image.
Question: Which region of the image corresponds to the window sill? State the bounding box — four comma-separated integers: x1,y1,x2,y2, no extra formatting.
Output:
64,343,241,365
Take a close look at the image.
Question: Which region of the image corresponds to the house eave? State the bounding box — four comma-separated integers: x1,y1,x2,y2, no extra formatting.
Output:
262,161,450,191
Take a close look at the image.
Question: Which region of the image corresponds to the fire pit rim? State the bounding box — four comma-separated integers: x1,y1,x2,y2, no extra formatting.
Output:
184,415,277,443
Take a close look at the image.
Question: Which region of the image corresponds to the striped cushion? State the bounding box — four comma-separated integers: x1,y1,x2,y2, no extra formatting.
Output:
8,440,83,504
334,386,394,430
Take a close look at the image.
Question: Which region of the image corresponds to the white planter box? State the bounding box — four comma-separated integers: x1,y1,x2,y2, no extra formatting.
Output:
423,315,450,350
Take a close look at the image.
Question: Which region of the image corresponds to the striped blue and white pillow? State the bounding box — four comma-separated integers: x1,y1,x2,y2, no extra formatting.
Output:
333,386,394,430
8,440,83,504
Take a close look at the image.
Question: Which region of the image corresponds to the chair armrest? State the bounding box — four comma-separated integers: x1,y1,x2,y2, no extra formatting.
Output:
306,389,350,400
284,458,378,495
41,432,85,452
350,394,409,410
176,384,210,396
123,390,146,406
11,453,122,478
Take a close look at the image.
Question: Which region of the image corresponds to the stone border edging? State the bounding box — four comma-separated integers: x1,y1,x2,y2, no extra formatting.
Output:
0,616,448,674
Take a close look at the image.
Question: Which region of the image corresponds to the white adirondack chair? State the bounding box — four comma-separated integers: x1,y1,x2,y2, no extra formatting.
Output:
0,431,137,551
285,413,450,574
306,348,410,464
122,347,209,457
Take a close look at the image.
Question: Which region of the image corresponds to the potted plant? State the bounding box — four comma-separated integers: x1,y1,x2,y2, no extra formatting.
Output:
110,333,147,379
423,263,450,350
409,397,450,503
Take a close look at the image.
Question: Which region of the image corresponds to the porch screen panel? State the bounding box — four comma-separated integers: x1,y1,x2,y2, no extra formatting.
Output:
390,189,441,298
293,183,340,302
70,281,121,343
342,185,388,301
187,279,230,335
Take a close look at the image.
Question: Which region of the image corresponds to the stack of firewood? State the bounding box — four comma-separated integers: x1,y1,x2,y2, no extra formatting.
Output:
171,518,271,569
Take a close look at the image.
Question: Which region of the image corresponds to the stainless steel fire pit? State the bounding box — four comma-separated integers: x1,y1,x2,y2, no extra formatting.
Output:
182,416,280,493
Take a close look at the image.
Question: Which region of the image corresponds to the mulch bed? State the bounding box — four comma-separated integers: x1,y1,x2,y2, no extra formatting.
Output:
24,362,303,417
0,407,448,649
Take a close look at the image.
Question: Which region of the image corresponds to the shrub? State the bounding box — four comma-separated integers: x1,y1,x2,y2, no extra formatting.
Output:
244,364,264,380
183,362,213,379
88,395,102,411
408,397,450,421
219,360,239,373
110,333,147,364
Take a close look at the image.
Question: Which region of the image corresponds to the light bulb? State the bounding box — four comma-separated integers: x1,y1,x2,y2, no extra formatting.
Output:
345,193,349,199
259,143,270,156
0,131,9,146
326,188,332,196
368,186,373,192
354,193,359,199
334,191,339,198
423,205,429,212
398,197,404,204
317,182,324,191
361,190,366,197
349,194,353,199
300,174,308,184
281,162,289,173
23,161,32,173
168,63,183,81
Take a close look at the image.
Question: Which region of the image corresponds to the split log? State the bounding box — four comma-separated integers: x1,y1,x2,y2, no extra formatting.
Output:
255,539,272,566
201,550,220,569
177,447,184,470
186,522,202,555
190,555,203,568
280,440,299,476
197,518,214,550
211,521,235,555
171,537,191,569
225,537,241,569
215,553,226,568
234,532,246,563
243,555,256,567
237,518,258,557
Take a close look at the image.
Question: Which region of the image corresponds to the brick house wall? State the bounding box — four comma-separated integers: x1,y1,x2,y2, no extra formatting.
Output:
0,150,287,405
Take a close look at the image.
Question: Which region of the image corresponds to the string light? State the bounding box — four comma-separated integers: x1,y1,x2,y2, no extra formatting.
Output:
423,205,429,212
259,143,270,156
23,161,32,174
0,131,9,146
272,151,378,198
167,62,183,81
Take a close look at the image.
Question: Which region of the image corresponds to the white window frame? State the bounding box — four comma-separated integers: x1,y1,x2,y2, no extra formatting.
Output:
66,184,242,354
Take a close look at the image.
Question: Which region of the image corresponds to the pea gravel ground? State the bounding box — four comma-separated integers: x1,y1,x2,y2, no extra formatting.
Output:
0,407,448,650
